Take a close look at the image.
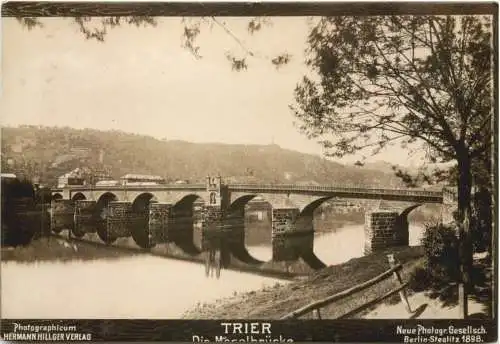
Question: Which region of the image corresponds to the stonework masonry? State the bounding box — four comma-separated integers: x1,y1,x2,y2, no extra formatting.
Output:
51,200,74,231
201,205,224,250
149,203,172,243
74,200,98,234
272,208,314,261
107,202,133,238
364,210,408,255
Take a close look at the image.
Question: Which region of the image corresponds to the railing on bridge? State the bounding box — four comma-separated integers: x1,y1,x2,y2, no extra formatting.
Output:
228,184,443,198
59,184,206,191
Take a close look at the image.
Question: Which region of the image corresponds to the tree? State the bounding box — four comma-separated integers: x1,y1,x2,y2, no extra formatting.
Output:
15,16,291,71
291,15,494,318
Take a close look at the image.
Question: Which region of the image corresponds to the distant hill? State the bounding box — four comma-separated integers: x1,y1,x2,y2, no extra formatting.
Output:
1,126,404,188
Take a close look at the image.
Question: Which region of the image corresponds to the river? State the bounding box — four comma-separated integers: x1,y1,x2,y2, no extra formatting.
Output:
1,224,425,319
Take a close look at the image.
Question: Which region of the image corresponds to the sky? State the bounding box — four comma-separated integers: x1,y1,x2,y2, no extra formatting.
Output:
1,16,427,167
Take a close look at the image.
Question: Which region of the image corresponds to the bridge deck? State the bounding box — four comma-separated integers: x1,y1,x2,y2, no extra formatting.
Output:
228,184,444,203
53,183,446,203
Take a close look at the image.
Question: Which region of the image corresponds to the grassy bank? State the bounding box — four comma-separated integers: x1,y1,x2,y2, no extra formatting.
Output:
183,246,425,319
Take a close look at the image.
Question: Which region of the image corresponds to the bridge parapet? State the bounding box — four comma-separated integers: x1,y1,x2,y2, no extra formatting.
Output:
60,184,206,191
227,184,444,203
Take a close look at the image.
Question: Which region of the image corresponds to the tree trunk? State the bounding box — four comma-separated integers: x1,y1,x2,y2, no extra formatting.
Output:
457,152,473,319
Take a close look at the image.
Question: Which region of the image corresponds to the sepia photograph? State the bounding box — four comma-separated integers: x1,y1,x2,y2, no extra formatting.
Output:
0,2,497,342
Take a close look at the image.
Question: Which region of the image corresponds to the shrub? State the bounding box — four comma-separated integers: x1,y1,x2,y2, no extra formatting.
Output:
470,188,493,254
420,223,460,289
408,263,432,292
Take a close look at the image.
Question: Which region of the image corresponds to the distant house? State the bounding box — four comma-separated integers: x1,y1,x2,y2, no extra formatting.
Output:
57,168,86,188
70,147,91,155
92,170,114,184
95,180,120,186
120,174,165,186
1,173,17,179
296,180,321,186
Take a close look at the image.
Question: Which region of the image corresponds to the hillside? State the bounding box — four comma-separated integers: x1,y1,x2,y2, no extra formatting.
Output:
1,126,403,187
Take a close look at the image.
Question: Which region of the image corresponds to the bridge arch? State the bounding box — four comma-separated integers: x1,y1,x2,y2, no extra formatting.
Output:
96,192,118,206
173,194,202,209
225,194,278,264
227,194,258,213
72,192,86,201
228,193,301,213
299,196,334,217
52,193,63,201
130,193,158,249
167,194,205,255
400,204,423,219
131,192,158,208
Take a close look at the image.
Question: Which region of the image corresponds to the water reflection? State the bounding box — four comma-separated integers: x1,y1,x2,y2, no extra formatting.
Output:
1,256,281,319
1,224,425,319
247,224,425,266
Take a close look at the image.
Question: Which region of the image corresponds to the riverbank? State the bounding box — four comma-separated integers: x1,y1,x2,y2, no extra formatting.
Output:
183,246,425,319
1,236,140,263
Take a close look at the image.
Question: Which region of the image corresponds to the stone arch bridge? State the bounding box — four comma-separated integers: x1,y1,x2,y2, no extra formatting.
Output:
51,177,457,269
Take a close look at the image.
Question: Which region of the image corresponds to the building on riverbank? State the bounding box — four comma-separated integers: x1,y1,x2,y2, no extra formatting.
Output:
120,174,165,185
57,168,86,188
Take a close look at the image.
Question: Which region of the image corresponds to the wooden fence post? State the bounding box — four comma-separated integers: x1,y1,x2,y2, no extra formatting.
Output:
387,254,412,313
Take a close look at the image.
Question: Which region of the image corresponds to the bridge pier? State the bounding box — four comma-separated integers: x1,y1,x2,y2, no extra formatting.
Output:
74,200,98,237
271,208,315,262
363,210,408,255
50,199,75,234
148,203,172,243
201,205,223,250
106,201,133,241
201,205,231,266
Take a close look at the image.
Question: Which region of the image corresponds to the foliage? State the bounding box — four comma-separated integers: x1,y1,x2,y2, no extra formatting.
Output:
16,16,289,71
470,187,493,253
408,262,432,292
410,223,460,291
292,15,492,165
1,177,38,246
410,218,491,298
